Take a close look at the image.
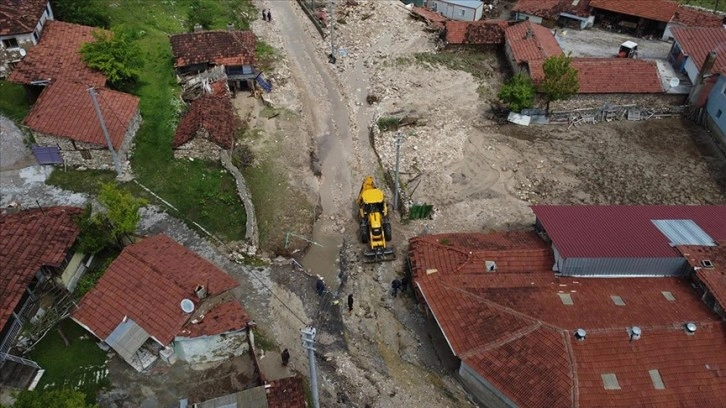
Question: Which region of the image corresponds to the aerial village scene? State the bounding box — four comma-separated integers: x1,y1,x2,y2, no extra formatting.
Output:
2,0,726,407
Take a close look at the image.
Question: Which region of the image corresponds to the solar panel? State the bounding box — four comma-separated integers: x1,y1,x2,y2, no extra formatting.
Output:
31,145,63,165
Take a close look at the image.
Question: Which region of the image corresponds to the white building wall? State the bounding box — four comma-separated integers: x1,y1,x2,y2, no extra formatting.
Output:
428,0,482,21
683,57,700,84
514,12,544,25
174,331,249,364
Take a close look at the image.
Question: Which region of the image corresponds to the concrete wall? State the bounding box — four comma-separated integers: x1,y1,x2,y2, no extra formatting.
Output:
174,330,249,364
429,0,482,21
503,43,526,76
33,109,141,170
705,75,726,146
459,361,518,408
550,93,685,110
514,12,544,25
173,132,226,161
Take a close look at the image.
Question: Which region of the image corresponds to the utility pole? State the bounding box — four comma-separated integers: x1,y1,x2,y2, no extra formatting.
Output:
328,0,336,63
88,87,122,177
301,326,320,408
393,130,404,212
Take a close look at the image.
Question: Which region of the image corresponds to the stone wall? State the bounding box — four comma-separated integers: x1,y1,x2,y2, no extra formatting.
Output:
173,130,225,161
550,93,686,111
33,109,141,171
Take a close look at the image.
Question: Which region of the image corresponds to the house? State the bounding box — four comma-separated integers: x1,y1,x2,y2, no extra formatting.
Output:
22,79,141,170
426,0,483,22
410,6,448,29
8,20,106,99
173,79,240,161
170,30,257,90
704,74,726,150
195,376,306,408
503,20,562,76
669,27,726,106
663,5,725,41
0,206,84,390
512,0,594,29
72,235,249,371
0,0,53,77
677,243,726,319
443,20,512,46
408,230,726,407
531,205,726,277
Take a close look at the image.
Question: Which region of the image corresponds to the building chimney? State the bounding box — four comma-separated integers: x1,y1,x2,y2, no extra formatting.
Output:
629,326,642,342
226,22,235,31
525,28,533,40
687,51,718,106
574,328,587,341
194,23,203,32
195,285,208,299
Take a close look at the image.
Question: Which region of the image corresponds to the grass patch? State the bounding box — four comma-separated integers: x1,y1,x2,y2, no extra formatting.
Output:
413,50,502,97
0,80,31,122
29,319,108,405
47,169,118,194
680,0,726,11
377,116,400,131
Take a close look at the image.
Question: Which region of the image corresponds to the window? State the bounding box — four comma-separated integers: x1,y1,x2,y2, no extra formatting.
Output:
2,38,18,48
460,9,465,16
32,31,39,42
717,109,723,119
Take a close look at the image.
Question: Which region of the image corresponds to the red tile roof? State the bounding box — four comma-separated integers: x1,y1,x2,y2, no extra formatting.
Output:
671,26,726,76
178,300,249,338
170,30,256,69
0,0,48,35
513,0,592,19
266,377,306,408
677,243,726,314
72,235,241,345
8,20,106,87
173,81,238,150
445,20,511,45
0,207,81,331
672,6,725,28
505,21,562,64
410,6,447,28
410,232,726,407
531,205,726,258
589,0,679,23
23,80,139,149
532,57,662,94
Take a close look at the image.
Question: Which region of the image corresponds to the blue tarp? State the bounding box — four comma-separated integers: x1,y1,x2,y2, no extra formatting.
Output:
31,145,63,165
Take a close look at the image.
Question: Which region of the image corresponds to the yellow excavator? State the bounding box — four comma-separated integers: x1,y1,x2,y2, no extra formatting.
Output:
357,176,396,262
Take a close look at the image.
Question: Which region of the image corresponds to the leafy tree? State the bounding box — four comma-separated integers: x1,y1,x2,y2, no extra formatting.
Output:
498,72,536,112
74,204,113,255
51,0,110,28
2,388,96,408
188,0,216,31
97,183,147,246
540,53,580,112
80,26,143,91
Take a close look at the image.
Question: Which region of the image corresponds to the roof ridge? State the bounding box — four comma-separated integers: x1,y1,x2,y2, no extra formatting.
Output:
563,329,579,408
459,320,542,358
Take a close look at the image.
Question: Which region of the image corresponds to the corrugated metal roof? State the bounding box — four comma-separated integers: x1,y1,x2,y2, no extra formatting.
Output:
105,318,150,363
531,205,726,258
652,219,716,246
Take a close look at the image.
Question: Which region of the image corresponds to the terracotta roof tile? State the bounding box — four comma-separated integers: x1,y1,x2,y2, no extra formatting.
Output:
170,30,256,69
513,0,592,19
589,0,679,23
677,243,726,313
532,205,726,258
671,26,726,76
445,20,511,45
410,6,447,28
172,81,238,150
8,20,106,86
0,207,81,331
0,0,48,36
180,300,249,338
410,231,726,407
23,80,139,149
505,21,562,64
266,376,306,408
531,57,662,94
72,235,241,345
672,6,725,28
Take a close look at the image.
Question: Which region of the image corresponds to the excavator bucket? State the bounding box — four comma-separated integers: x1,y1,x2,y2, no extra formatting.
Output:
363,247,397,263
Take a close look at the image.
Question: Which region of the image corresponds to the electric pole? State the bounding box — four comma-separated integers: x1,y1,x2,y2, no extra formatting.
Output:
301,326,320,408
328,0,336,63
88,87,122,177
393,130,404,212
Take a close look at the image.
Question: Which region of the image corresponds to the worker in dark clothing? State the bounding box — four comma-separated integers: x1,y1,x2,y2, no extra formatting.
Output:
391,279,401,298
400,276,409,294
267,9,272,22
262,9,267,21
348,294,354,314
315,276,326,296
281,348,290,366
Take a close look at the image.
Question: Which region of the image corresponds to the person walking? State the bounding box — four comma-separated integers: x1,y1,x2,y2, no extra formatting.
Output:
400,275,409,294
315,276,326,296
347,294,354,314
262,9,267,22
281,348,290,366
267,9,272,22
391,279,401,298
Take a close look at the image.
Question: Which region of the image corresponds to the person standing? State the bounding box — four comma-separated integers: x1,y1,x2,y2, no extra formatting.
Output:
391,279,401,298
347,294,354,314
281,348,290,366
400,276,409,294
267,9,272,22
262,9,267,22
315,276,326,296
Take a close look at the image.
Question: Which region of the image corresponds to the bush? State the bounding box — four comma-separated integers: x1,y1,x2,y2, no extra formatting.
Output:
188,0,216,31
377,117,400,131
498,72,535,112
80,26,143,91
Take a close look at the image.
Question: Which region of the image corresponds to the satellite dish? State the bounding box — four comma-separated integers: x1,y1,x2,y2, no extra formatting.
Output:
19,49,26,57
669,77,680,88
180,298,195,314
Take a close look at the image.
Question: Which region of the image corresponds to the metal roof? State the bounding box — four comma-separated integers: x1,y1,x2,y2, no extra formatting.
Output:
105,318,150,363
652,219,716,246
532,205,726,258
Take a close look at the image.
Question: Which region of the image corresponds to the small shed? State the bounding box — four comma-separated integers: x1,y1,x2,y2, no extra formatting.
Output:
427,0,483,22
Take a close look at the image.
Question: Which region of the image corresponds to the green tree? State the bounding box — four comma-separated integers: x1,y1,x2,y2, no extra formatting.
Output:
97,183,147,246
498,72,536,112
80,26,143,91
540,53,580,112
2,388,96,408
188,0,216,31
74,204,113,255
50,0,110,28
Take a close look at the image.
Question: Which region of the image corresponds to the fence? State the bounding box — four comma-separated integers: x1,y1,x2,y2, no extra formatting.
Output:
548,104,689,128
